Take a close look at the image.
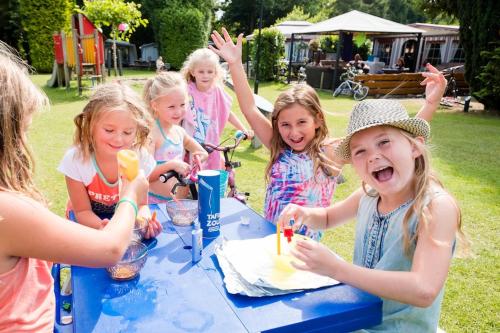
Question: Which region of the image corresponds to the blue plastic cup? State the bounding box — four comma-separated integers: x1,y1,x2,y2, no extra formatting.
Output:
197,170,220,238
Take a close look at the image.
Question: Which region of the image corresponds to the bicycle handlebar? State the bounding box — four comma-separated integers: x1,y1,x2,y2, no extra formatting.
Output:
202,131,248,153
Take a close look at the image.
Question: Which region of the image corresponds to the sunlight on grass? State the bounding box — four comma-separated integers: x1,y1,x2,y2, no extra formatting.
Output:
30,74,499,332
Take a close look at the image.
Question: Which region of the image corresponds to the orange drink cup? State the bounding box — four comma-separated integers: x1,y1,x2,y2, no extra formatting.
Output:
117,149,139,181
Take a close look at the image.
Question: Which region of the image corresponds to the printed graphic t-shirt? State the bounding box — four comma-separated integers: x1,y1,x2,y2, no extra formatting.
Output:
183,81,232,170
58,147,155,219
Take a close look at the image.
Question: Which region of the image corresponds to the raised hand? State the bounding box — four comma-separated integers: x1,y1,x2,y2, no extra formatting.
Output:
421,63,447,105
209,28,243,65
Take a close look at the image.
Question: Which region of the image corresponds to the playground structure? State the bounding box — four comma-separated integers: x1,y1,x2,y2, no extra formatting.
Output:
49,13,105,95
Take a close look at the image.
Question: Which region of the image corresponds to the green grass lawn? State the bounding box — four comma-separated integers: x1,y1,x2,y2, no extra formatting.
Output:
30,72,499,332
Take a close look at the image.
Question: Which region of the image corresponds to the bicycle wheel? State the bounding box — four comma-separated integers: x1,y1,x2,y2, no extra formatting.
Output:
333,83,345,97
354,86,369,100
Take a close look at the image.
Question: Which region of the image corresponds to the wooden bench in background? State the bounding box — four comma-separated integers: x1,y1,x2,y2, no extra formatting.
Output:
354,72,469,96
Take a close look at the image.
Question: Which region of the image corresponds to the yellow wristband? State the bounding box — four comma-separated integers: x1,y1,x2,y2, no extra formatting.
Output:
116,197,138,218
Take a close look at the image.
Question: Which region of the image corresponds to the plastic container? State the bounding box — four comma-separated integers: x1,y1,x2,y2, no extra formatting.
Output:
198,170,220,238
218,169,229,198
117,149,139,181
191,221,203,263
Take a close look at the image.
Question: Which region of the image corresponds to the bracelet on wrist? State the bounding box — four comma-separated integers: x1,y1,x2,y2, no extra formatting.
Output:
116,197,138,218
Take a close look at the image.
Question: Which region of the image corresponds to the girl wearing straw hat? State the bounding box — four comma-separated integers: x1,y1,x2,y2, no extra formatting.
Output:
278,100,468,332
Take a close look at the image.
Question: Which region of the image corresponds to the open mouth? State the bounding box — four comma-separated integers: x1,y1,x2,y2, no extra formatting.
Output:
372,167,393,182
289,137,304,145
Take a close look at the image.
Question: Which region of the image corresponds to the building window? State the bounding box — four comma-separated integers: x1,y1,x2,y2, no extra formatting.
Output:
451,41,465,63
377,43,392,65
426,43,442,66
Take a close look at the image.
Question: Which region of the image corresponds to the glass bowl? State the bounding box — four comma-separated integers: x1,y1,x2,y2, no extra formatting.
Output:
107,240,148,281
132,216,148,241
165,199,198,226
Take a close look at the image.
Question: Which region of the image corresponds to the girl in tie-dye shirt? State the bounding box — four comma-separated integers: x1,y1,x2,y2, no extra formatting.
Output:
209,29,345,240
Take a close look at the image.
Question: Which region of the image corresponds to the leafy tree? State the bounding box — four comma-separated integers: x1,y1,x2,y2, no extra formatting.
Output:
142,0,213,69
275,5,328,24
475,45,500,110
80,0,148,76
250,27,285,81
17,0,72,72
220,0,320,35
419,0,500,108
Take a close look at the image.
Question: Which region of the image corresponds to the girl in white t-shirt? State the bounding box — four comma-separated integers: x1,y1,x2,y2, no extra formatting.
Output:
58,82,161,238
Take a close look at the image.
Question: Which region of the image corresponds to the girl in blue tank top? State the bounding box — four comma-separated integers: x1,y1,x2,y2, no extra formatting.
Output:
143,72,208,203
278,99,468,332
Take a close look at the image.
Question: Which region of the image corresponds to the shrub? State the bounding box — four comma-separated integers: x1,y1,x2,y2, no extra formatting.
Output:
250,28,285,81
19,0,72,73
475,44,500,111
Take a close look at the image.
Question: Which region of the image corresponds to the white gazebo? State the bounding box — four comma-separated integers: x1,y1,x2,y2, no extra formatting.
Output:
287,10,424,87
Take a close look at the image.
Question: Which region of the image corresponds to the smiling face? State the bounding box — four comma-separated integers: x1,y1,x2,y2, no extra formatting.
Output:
276,104,320,152
190,62,216,92
350,126,423,201
151,87,187,126
92,109,138,158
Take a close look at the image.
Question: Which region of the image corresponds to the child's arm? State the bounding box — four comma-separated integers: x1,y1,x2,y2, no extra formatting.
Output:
278,188,363,231
65,176,105,229
227,111,254,139
0,172,148,267
210,28,273,149
183,129,208,163
291,193,459,307
416,63,447,122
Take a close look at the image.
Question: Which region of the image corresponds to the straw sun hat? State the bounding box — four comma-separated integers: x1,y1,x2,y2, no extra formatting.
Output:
336,100,430,160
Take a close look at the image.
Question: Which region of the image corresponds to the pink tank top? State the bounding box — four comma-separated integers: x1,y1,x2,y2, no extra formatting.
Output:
0,257,55,332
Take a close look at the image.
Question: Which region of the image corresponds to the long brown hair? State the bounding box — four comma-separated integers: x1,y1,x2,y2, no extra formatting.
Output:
73,82,152,161
362,129,468,256
0,42,48,202
266,84,332,182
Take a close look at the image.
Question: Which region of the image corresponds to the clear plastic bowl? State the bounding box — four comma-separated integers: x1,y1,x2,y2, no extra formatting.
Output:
107,240,148,281
165,199,198,226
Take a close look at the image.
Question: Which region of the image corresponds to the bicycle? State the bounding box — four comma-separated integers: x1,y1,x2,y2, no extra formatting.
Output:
333,66,369,101
439,65,463,107
159,131,250,204
297,66,307,84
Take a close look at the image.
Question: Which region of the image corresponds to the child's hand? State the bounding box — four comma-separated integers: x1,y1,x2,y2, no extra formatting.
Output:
322,137,348,168
174,161,191,178
120,170,149,206
100,218,110,229
278,203,310,232
290,238,340,277
242,129,254,140
421,63,447,105
209,28,243,65
144,214,162,239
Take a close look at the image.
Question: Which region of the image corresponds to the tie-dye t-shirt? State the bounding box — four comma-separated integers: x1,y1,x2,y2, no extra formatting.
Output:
58,147,155,220
264,149,337,241
183,81,232,170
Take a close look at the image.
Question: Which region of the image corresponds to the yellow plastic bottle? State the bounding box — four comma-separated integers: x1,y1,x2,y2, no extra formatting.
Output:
117,149,139,181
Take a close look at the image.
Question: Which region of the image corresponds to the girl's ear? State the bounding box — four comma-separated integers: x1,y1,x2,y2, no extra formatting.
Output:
411,136,425,158
314,113,323,129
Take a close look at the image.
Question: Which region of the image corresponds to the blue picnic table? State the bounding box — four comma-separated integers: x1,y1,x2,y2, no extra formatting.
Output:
67,198,382,332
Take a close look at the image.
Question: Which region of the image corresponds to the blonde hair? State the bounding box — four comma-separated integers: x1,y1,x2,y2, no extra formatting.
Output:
73,82,152,161
0,41,48,202
180,48,226,85
142,71,187,118
266,84,332,181
361,128,468,257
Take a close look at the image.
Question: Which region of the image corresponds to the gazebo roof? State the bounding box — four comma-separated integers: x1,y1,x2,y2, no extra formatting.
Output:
297,10,424,35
